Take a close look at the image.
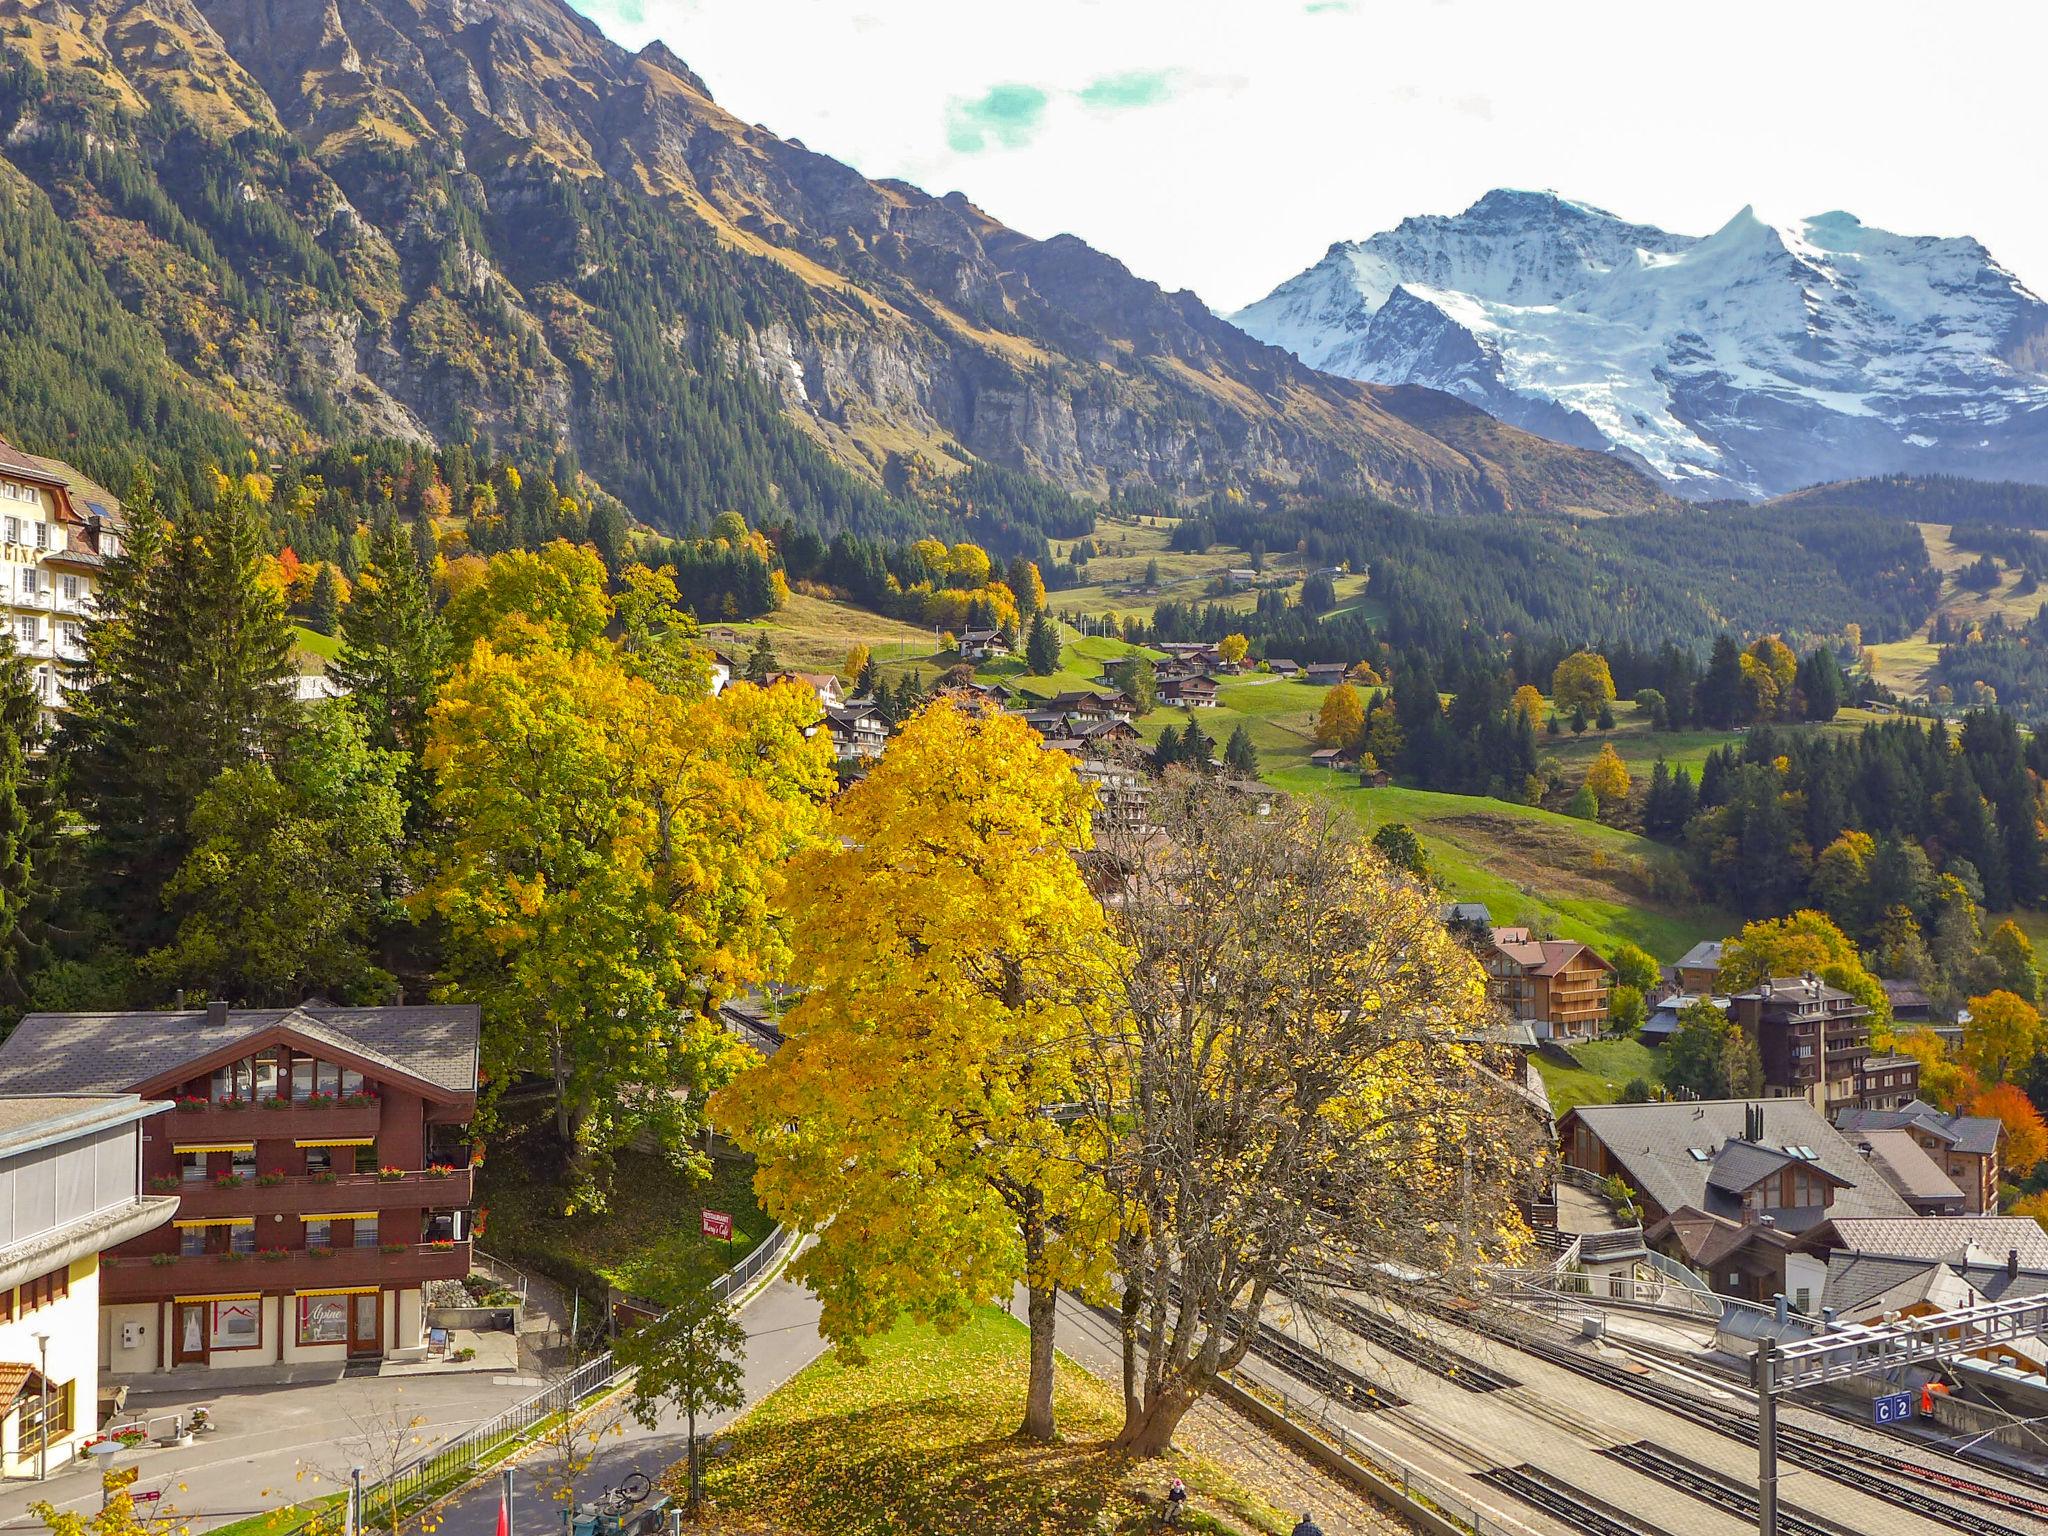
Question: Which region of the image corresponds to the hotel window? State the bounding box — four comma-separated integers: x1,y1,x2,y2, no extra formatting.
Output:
304,1145,333,1175
351,1216,380,1249
17,1380,73,1456
179,1151,210,1184
17,568,34,596
3,516,16,542
231,1148,257,1180
292,1055,317,1101
212,1057,254,1102
180,1226,206,1258
341,1067,364,1096
14,617,36,645
33,522,45,550
253,1048,282,1102
228,1221,256,1255
209,1298,260,1351
298,1295,348,1346
60,574,78,601
304,1218,331,1249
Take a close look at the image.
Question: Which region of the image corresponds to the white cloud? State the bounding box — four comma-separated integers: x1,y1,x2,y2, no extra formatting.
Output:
568,0,2048,313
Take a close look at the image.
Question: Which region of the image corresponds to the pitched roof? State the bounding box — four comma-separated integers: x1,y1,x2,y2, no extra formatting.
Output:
1705,1140,1827,1195
1674,941,1724,971
1812,1215,2048,1268
1489,928,1609,978
1836,1101,2002,1157
1845,1129,1964,1205
0,1006,481,1099
1562,1098,1911,1227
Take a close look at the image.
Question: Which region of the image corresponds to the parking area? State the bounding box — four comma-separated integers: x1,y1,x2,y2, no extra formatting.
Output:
0,1369,540,1533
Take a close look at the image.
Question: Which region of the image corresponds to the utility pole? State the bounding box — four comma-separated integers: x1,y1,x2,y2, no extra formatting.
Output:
32,1332,48,1482
1756,1340,1779,1536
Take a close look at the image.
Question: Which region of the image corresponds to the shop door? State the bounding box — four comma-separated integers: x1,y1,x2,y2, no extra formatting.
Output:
348,1291,382,1357
174,1303,208,1365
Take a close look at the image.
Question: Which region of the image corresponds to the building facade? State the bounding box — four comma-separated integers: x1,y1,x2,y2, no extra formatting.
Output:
0,1096,175,1478
1483,928,1612,1041
1729,974,1872,1111
0,1005,478,1374
0,438,123,715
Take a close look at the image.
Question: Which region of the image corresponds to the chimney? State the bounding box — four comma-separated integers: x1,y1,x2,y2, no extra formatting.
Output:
205,999,230,1028
2013,1248,2023,1281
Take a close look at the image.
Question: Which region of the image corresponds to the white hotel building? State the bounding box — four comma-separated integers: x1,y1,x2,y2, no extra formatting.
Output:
0,437,124,714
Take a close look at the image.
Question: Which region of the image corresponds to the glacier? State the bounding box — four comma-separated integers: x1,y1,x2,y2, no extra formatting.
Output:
1230,190,2048,498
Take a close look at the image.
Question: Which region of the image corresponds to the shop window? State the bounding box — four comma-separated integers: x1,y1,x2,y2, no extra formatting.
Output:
209,1299,261,1351
298,1295,348,1346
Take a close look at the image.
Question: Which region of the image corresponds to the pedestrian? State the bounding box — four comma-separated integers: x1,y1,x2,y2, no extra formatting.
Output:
1164,1476,1189,1525
1292,1513,1325,1536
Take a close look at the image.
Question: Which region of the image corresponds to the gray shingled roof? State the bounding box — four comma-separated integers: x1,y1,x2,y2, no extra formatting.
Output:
1845,1129,1965,1204
1704,1140,1807,1195
1566,1098,1912,1224
1836,1100,2002,1157
1674,941,1723,971
0,1006,480,1098
1818,1216,2048,1268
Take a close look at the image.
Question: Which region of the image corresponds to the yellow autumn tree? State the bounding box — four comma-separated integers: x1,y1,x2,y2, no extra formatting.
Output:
714,700,1122,1442
1963,989,2045,1084
842,643,870,684
1584,742,1631,812
1722,910,1892,1036
1551,650,1616,715
1218,633,1250,665
1510,683,1545,728
424,583,834,1200
1316,682,1366,748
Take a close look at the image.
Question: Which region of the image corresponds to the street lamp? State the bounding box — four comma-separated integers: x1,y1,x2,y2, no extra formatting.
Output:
31,1331,49,1482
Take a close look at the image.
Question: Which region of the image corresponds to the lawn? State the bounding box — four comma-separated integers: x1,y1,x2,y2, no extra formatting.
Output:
479,1098,767,1303
1531,1039,1670,1115
689,1309,1288,1536
704,591,938,673
290,624,340,667
1271,769,1732,962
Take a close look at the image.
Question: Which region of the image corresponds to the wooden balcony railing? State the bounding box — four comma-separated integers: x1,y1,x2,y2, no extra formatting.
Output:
100,1240,471,1302
151,1167,474,1219
164,1098,382,1144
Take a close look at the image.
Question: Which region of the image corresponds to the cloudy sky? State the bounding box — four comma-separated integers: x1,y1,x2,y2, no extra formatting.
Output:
568,0,2048,313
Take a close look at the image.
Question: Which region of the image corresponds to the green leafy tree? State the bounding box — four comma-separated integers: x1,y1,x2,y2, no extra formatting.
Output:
614,1264,748,1514
1370,821,1427,877
1608,984,1647,1036
145,703,406,1004
1107,655,1158,714
1609,942,1659,995
1666,999,1742,1098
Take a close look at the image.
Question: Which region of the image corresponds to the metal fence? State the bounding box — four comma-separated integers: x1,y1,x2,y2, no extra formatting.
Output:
276,1224,791,1536
1237,1375,1549,1536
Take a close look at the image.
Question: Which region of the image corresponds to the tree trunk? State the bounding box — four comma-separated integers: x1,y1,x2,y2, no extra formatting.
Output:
1119,1280,1143,1432
687,1405,699,1512
1117,1382,1197,1457
1020,1280,1059,1441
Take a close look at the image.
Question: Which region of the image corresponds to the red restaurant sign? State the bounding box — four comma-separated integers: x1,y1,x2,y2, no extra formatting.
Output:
700,1208,733,1241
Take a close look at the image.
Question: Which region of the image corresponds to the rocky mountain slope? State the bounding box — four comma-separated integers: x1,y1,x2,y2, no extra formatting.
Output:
0,2,1667,538
1233,189,2048,500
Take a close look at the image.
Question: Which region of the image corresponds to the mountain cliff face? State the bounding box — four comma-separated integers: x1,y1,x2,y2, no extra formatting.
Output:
0,2,1667,536
1233,190,2048,500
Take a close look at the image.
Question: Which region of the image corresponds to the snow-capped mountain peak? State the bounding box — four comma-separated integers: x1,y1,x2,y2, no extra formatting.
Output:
1231,192,2048,497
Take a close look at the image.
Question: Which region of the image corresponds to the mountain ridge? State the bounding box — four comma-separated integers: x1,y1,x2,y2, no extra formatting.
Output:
0,1,1670,534
1232,189,2048,500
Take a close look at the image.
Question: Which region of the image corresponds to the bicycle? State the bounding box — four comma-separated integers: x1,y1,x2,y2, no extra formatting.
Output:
592,1472,652,1518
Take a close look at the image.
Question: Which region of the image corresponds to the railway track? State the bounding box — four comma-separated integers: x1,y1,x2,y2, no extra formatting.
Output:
1600,1441,1859,1536
1307,1291,1524,1393
1475,1464,1674,1536
1443,1298,2048,1536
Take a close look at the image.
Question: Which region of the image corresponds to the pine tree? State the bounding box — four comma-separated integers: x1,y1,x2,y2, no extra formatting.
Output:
60,477,298,952
1025,614,1060,676
333,519,447,763
0,648,51,1003
746,634,780,683
1223,724,1259,779
306,563,340,635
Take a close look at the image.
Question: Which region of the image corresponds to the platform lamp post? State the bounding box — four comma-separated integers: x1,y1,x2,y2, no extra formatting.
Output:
31,1331,49,1481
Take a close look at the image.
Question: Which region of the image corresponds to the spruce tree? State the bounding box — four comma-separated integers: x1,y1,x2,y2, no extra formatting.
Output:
306,563,340,635
0,649,51,1004
746,634,780,683
1224,724,1259,778
333,519,447,763
1025,614,1060,676
61,477,298,952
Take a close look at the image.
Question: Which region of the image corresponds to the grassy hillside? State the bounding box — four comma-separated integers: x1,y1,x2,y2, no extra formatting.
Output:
1047,516,1372,626
704,591,940,672
695,1308,1288,1535
1532,1040,1672,1116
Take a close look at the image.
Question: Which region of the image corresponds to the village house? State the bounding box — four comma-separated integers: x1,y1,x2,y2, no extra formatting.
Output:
0,437,125,716
706,648,737,695
1482,927,1613,1041
1302,663,1346,688
1264,659,1302,679
1841,1128,1966,1214
1159,675,1220,708
824,699,888,762
0,1004,480,1374
1559,1099,1912,1306
958,628,1010,662
1670,940,1724,996
1789,1216,2048,1362
1042,737,1153,830
1308,747,1356,771
1639,992,1727,1046
1853,1053,1922,1112
1836,1100,2003,1214
0,1095,175,1477
1729,974,1871,1112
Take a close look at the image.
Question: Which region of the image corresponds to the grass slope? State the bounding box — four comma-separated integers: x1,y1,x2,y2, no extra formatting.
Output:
1531,1039,1671,1116
704,591,937,673
690,1308,1288,1536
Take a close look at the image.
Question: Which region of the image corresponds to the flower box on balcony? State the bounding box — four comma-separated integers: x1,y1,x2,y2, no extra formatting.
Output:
148,1177,182,1193
217,1251,249,1265
256,1172,288,1187
377,1167,406,1181
257,1249,288,1263
261,1096,291,1111
427,1165,455,1179
174,1098,207,1113
428,1240,456,1250
149,1253,178,1268
219,1099,249,1112
341,1092,379,1108
212,1174,246,1190
302,1093,334,1111
308,1246,335,1260
379,1243,407,1255
310,1171,339,1184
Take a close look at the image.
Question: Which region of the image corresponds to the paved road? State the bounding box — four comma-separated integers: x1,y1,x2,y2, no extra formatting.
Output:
427,1276,827,1536
0,1371,539,1533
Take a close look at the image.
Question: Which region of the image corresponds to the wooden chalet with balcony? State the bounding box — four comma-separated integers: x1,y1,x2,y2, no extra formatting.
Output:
0,1003,479,1374
1482,927,1612,1042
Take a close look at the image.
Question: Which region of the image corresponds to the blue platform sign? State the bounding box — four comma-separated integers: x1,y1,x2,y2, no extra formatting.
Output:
1874,1391,1915,1425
